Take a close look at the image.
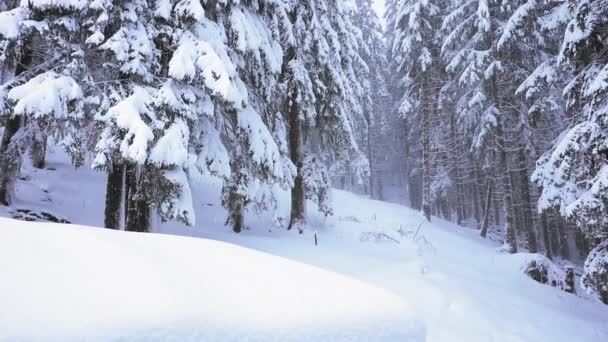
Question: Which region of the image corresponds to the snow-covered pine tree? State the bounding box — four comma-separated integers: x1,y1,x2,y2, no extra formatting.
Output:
502,0,574,255
0,0,87,206
220,0,296,232
532,0,608,301
440,0,528,253
384,0,418,207
89,0,162,232
353,0,390,199
387,0,445,222
278,0,365,232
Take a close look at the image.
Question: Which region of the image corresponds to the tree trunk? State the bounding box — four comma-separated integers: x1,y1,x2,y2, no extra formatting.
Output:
541,212,553,260
421,72,432,222
227,188,245,233
472,161,482,225
367,120,375,199
104,162,124,229
288,95,306,232
0,117,21,206
0,47,31,206
451,115,465,226
125,163,149,233
480,180,493,238
518,148,538,252
557,217,570,259
496,122,517,253
31,134,47,169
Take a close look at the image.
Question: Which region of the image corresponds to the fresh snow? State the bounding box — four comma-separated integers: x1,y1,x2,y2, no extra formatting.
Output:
0,218,414,341
1,150,608,341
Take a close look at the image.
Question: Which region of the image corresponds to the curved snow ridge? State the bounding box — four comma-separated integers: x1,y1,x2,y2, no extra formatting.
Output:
0,218,422,341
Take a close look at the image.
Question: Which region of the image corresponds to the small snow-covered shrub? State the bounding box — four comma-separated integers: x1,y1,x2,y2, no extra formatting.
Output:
521,254,565,289
360,231,400,244
581,240,608,304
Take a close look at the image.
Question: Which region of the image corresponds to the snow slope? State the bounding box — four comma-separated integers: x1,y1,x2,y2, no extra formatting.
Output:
0,218,418,341
1,150,608,341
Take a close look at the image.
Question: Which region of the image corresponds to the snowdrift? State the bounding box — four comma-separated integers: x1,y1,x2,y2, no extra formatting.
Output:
0,218,419,341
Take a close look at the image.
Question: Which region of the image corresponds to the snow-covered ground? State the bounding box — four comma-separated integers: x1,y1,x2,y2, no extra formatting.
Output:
1,150,608,341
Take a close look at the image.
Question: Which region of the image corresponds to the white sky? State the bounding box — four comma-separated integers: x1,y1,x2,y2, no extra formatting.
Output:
372,0,386,27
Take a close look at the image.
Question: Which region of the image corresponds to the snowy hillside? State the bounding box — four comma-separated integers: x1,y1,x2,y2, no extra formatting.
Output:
1,151,607,341
0,218,414,341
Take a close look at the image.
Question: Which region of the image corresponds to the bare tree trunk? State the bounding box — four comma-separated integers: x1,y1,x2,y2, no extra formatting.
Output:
125,163,149,233
472,161,482,225
557,216,570,259
421,72,432,222
540,212,553,260
104,162,124,229
480,180,493,238
367,120,375,199
518,148,538,252
227,189,245,233
288,96,306,232
496,120,517,253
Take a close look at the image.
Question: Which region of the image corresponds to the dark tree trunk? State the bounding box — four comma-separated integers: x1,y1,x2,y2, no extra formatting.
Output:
288,95,306,232
227,189,245,233
104,162,124,229
125,163,149,233
0,116,21,206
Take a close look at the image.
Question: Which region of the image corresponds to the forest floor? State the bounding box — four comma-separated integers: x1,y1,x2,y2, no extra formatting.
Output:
1,149,607,341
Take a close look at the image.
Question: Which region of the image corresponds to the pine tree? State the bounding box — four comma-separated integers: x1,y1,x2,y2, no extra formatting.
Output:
0,0,87,206
279,0,366,232
387,0,445,221
353,0,390,200
532,0,608,298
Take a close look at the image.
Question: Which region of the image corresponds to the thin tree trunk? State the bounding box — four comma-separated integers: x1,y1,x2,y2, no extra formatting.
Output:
421,72,432,222
480,180,493,238
472,161,482,225
518,148,538,252
367,120,375,199
541,212,553,260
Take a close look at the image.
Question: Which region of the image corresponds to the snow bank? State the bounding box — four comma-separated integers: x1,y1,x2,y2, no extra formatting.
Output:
0,218,419,341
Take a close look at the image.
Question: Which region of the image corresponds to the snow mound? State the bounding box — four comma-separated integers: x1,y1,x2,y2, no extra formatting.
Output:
0,218,421,341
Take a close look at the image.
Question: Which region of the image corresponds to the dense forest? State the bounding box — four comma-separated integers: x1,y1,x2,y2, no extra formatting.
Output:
0,0,607,306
